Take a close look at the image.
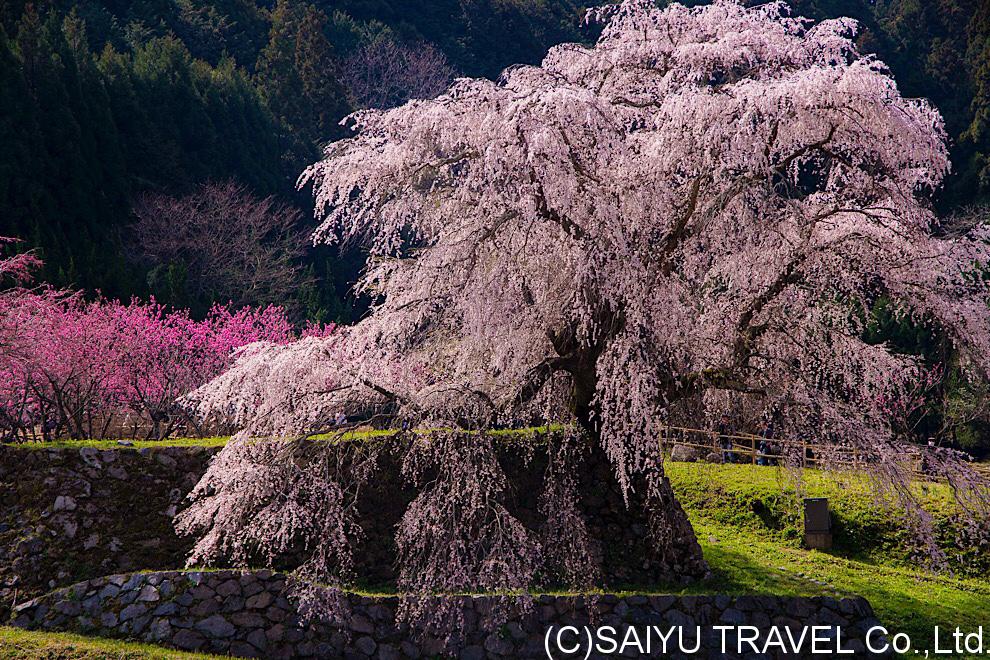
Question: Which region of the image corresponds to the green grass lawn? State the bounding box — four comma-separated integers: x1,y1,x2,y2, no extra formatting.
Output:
8,432,383,451
13,436,233,451
0,626,224,659
668,461,989,572
668,463,990,657
690,522,990,654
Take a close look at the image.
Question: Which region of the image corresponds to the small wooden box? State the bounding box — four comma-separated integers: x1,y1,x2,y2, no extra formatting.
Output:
804,498,832,550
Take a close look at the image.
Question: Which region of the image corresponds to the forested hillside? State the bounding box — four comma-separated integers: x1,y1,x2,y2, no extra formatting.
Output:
0,0,584,318
2,0,990,318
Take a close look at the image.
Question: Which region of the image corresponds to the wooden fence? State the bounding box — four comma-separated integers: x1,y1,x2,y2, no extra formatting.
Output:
661,425,863,467
659,425,988,481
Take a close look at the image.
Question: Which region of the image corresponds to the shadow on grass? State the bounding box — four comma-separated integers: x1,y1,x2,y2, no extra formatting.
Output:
691,528,990,655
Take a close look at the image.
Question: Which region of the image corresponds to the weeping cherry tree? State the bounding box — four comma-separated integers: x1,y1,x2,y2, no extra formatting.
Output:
177,0,990,634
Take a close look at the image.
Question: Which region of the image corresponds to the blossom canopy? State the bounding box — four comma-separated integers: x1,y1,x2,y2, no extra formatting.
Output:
182,0,990,608
259,0,988,477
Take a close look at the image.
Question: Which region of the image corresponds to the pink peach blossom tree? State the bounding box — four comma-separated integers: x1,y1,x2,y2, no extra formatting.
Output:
0,239,68,439
0,240,297,440
179,0,990,626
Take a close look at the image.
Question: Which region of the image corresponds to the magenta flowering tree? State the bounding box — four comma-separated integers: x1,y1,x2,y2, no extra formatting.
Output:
19,299,126,440
0,238,41,285
180,0,990,626
0,239,68,438
0,241,297,440
108,302,296,439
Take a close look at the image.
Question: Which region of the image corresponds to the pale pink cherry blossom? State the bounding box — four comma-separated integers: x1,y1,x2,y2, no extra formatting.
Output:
181,0,990,629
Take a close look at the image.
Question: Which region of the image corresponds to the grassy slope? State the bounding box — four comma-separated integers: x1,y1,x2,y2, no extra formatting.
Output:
667,461,985,571
668,463,990,656
689,523,990,653
12,437,233,451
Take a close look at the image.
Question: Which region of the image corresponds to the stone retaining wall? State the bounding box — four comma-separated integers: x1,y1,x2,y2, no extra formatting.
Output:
10,570,888,659
0,440,703,619
0,445,217,618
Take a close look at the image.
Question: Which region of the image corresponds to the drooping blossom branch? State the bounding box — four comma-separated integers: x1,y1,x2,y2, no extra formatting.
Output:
395,430,541,641
539,434,601,590
182,0,990,627
174,432,383,621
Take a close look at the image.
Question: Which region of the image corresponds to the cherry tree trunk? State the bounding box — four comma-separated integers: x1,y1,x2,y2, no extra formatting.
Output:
570,362,708,583
645,471,710,581
581,436,709,584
